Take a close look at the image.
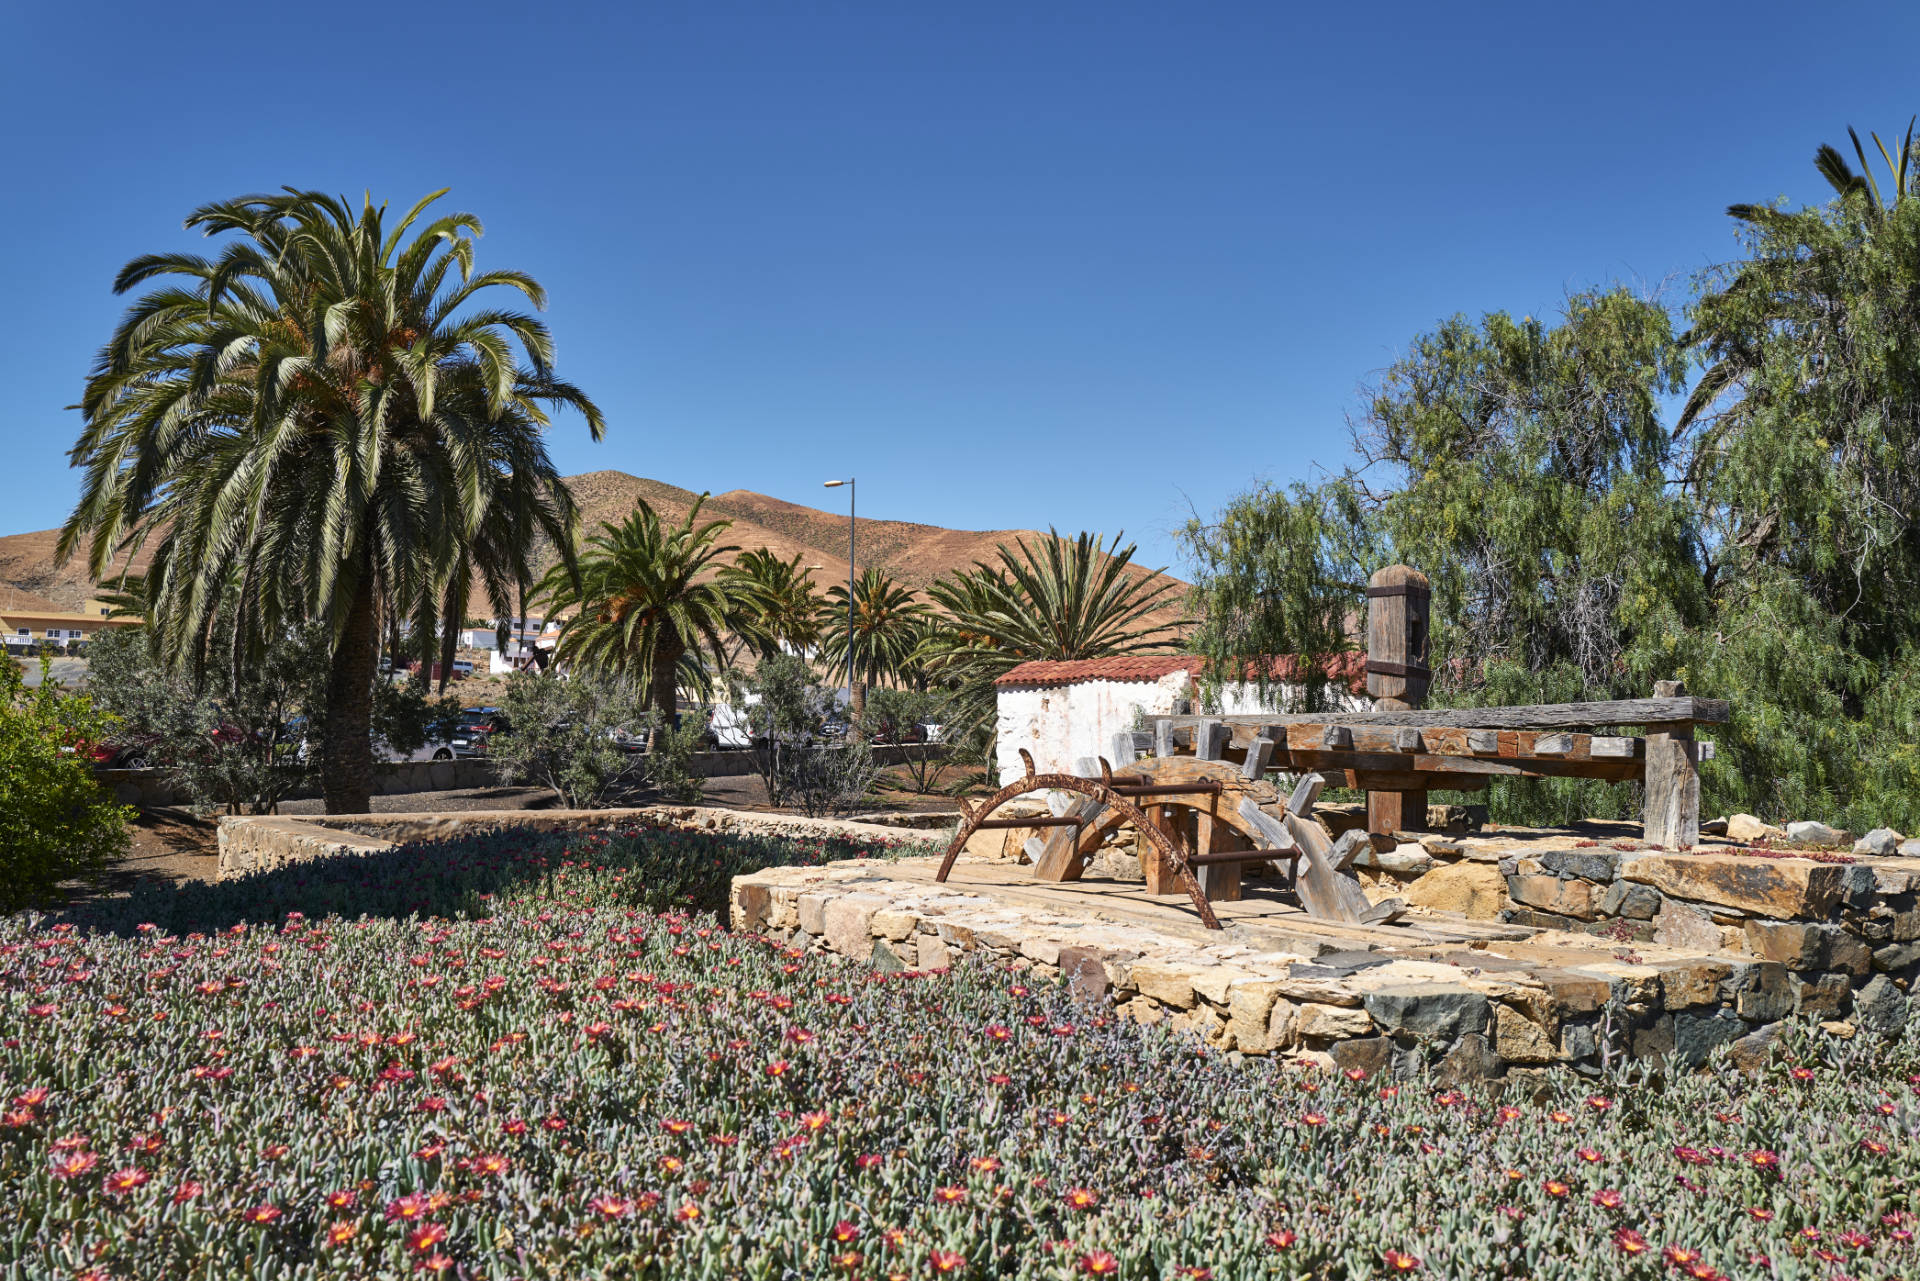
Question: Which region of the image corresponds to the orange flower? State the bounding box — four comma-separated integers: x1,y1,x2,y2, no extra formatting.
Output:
934,1185,967,1205
326,1221,359,1247
929,1250,967,1274
1382,1250,1421,1272
674,1201,702,1224
243,1204,283,1226
1063,1187,1100,1211
1078,1252,1120,1276
103,1166,150,1196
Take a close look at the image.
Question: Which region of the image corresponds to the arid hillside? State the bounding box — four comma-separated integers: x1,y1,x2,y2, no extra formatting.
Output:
0,470,1191,630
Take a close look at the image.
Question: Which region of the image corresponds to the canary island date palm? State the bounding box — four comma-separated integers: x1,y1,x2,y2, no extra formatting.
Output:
59,188,603,813
922,530,1180,749
824,568,927,721
537,496,744,721
722,548,827,660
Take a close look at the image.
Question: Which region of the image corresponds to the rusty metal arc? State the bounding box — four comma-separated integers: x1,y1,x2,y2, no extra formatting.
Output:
935,773,1222,930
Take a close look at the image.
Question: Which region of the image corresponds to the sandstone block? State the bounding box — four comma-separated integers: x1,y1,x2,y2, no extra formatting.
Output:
1786,820,1847,847
1727,813,1785,843
1056,946,1109,1002
1353,843,1434,876
1540,850,1620,883
1226,980,1283,1053
1019,935,1063,967
1405,862,1506,919
1625,853,1844,919
797,893,829,936
1901,838,1920,859
935,920,977,949
733,884,771,932
822,895,888,957
1728,1022,1781,1072
916,933,952,972
1267,999,1299,1051
1652,900,1724,952
1507,873,1597,920
1296,1002,1375,1040
871,909,919,941
1191,966,1260,1007
1494,1004,1557,1065
1129,962,1201,1010
1328,1036,1392,1076
1362,985,1489,1042
1659,961,1731,1009
1534,970,1613,1016
1742,919,1827,970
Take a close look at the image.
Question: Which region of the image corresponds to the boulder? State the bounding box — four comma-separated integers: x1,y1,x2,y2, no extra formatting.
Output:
1507,873,1597,920
821,895,888,958
1741,920,1826,971
1296,1003,1376,1040
1726,813,1785,843
1353,843,1435,876
1540,850,1620,883
1652,900,1724,952
1856,974,1909,1038
1494,1004,1557,1064
1623,852,1846,919
1901,838,1920,859
1855,828,1904,858
1786,820,1848,847
1598,880,1663,920
1728,1022,1781,1072
1362,985,1489,1042
1674,1008,1744,1065
1327,1036,1393,1076
1404,862,1507,919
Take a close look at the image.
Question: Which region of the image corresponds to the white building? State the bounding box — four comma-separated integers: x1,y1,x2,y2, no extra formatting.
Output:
992,654,1370,785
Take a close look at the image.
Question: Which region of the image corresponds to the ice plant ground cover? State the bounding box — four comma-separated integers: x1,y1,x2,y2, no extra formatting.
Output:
2,825,1917,1279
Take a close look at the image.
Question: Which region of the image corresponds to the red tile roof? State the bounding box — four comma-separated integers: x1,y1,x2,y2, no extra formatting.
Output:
995,651,1368,692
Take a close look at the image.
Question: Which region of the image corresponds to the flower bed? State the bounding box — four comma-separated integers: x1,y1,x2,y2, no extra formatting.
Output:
4,826,1918,1279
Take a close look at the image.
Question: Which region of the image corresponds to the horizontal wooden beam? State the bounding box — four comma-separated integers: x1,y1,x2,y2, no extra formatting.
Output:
1166,695,1728,735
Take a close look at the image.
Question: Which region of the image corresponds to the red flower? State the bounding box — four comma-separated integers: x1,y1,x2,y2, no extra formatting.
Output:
1744,1149,1780,1172
1591,1189,1624,1210
767,1060,792,1078
968,1156,1001,1174
1575,1148,1604,1164
1301,1112,1327,1127
1063,1186,1100,1211
103,1166,150,1196
325,1221,359,1247
934,1185,967,1205
857,1154,885,1170
50,1151,99,1179
1382,1250,1421,1272
1078,1252,1120,1276
929,1250,967,1274
1746,1207,1774,1222
1614,1228,1649,1255
325,1188,358,1210
1175,1269,1212,1280
800,1111,830,1132
172,1180,203,1204
406,1222,450,1254
832,1220,862,1243
1265,1229,1297,1250
541,1113,567,1132
674,1201,702,1224
387,1193,432,1222
1661,1246,1702,1268
1585,1095,1613,1110
984,1024,1012,1042
243,1204,283,1226
660,1118,693,1136
416,1254,454,1275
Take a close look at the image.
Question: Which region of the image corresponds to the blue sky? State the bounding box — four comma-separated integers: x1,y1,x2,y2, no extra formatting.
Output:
5,1,1917,573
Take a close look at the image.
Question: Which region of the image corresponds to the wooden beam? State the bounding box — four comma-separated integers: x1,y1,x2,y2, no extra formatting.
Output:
1642,682,1700,849
1167,696,1729,733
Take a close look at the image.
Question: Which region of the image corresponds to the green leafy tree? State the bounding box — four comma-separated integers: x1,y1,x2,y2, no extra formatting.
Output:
729,653,880,816
537,496,745,722
60,189,602,814
489,670,650,809
0,658,130,909
863,684,951,794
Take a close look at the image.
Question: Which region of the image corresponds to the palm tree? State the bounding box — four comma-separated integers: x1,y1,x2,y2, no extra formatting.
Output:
59,189,602,813
537,495,744,721
824,568,926,720
722,548,826,659
921,531,1180,747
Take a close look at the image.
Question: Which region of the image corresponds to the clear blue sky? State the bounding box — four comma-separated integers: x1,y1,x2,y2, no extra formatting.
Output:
5,1,1917,572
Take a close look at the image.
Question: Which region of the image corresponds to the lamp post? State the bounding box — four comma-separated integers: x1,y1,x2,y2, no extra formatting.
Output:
823,478,857,722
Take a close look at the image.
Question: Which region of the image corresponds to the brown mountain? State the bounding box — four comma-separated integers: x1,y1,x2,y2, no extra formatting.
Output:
0,470,1191,630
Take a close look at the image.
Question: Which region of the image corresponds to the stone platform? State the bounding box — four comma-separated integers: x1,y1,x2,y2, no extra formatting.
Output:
730,847,1916,1079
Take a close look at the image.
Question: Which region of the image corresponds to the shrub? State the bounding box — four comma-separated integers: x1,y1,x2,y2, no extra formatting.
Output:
731,653,881,816
490,670,651,808
864,685,951,793
644,712,709,804
9,821,1920,1279
0,658,129,908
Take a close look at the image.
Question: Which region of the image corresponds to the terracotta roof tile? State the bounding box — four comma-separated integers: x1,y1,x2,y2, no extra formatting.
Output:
994,651,1368,693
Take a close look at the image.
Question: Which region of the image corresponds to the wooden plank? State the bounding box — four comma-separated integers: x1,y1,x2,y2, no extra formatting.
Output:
1392,728,1423,751
1321,725,1352,749
1109,731,1147,766
1153,719,1175,760
1283,811,1373,923
1590,735,1636,758
1534,733,1572,756
1285,748,1640,783
1240,735,1276,781
1236,797,1298,852
1351,771,1490,793
1467,729,1499,754
1031,758,1102,882
1139,803,1184,896
1166,696,1729,732
1287,772,1325,817
1194,719,1226,761
1368,788,1426,835
1287,724,1643,764
1329,827,1370,871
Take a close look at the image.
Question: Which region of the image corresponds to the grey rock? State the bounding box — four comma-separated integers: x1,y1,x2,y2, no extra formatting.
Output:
1842,864,1880,909
1700,816,1730,836
1900,838,1920,859
1497,855,1520,877
1855,828,1904,858
1827,930,1872,978
1327,1035,1393,1077
1873,940,1920,972
870,938,910,974
1630,1014,1674,1059
1791,973,1851,1019
1540,849,1620,883
1058,946,1112,1004
1437,1032,1502,1084
1652,899,1723,951
1728,1022,1781,1072
1730,963,1793,1023
1362,986,1489,1042
1856,974,1909,1038
1674,1008,1744,1064
1598,880,1663,920
1560,1019,1598,1060
1787,820,1847,847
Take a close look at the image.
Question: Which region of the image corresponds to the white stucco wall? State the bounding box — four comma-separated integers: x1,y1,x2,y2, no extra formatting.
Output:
995,673,1370,786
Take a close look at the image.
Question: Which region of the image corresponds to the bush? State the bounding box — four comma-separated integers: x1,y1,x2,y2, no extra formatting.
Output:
12,820,1920,1279
864,685,951,793
489,669,651,808
0,658,129,908
644,712,709,804
731,653,881,816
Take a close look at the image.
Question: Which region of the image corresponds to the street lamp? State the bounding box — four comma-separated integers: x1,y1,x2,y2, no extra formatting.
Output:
823,478,855,716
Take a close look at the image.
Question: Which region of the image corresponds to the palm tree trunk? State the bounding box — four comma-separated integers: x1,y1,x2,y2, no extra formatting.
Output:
321,573,377,813
652,640,682,727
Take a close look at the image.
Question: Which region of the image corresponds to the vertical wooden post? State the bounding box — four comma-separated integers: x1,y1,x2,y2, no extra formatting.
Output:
1642,679,1699,849
1365,565,1431,836
1140,804,1184,895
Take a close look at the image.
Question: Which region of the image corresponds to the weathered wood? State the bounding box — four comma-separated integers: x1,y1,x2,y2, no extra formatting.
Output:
1140,803,1184,896
1467,729,1499,754
1534,733,1572,756
1392,727,1423,751
1153,719,1175,760
1240,735,1276,781
1285,724,1645,767
1366,565,1431,708
1350,771,1489,793
1236,797,1298,851
1031,757,1103,882
1109,732,1147,766
1284,749,1640,784
1321,725,1352,749
1360,898,1407,926
1284,810,1374,923
1590,735,1637,758
1368,788,1426,836
1194,801,1244,902
1641,681,1701,850
1329,827,1370,871
1194,719,1227,761
1167,696,1730,734
1287,772,1325,817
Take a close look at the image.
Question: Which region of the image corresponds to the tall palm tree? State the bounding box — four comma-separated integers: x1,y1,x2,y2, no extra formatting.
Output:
721,548,826,659
921,531,1180,747
59,189,602,812
537,495,744,720
824,568,927,720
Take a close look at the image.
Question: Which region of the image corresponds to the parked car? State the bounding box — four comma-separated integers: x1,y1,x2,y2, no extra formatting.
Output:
376,718,460,763
449,708,511,758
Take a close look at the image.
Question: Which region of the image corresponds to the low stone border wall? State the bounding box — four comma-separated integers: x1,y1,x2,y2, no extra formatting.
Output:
216,804,947,880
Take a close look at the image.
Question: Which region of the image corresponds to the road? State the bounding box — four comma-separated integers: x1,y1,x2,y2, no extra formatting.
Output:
16,657,87,687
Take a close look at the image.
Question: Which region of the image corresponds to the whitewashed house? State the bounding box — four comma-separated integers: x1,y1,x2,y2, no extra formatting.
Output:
992,654,1369,785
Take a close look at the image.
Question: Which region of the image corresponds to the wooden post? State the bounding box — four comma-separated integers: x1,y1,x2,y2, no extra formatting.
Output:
1140,803,1184,895
1642,679,1699,849
1366,565,1431,835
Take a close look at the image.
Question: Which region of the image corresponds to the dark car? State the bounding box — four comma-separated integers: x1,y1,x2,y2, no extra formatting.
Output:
449,708,511,758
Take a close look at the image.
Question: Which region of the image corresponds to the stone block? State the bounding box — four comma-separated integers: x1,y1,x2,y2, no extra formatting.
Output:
1729,1022,1781,1072
1855,828,1903,858
1506,874,1597,920
1658,961,1732,1009
1405,862,1507,919
1267,999,1299,1051
1892,910,1920,943
1019,935,1063,967
1873,940,1920,972
1674,1008,1744,1064
1129,962,1200,1010
1727,813,1785,842
1742,920,1826,970
1191,966,1260,1007
1534,970,1613,1016
1730,963,1792,1022
1652,900,1724,952
1438,1032,1501,1084
1361,985,1489,1042
821,896,887,958
1226,980,1283,1053
1328,1035,1393,1076
1494,1004,1557,1065
1631,1014,1674,1059
1296,1002,1376,1040
732,884,771,932
934,920,977,949
1624,853,1845,919
1826,930,1872,978
1856,974,1909,1038
797,893,829,936
1598,880,1663,920
1791,972,1850,1019
1560,1019,1598,1060
872,909,919,942
1901,838,1920,859
1540,849,1620,883
1786,820,1848,847
870,938,910,974
1503,907,1583,932
1055,946,1107,1001
916,933,952,972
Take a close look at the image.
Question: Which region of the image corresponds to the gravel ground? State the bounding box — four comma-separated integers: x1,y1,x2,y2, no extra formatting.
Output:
275,785,556,815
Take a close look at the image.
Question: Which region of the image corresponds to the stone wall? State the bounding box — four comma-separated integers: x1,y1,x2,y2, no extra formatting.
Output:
97,758,500,808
